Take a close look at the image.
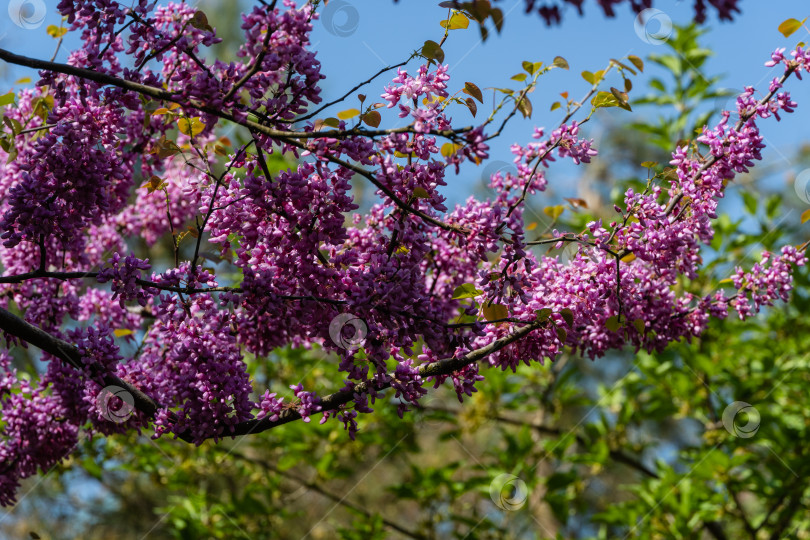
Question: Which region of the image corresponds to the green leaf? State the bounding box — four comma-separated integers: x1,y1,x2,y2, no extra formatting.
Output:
553,56,569,70
550,101,561,112
559,308,574,327
605,315,621,332
177,117,205,137
46,25,68,38
516,95,532,118
543,205,564,220
535,308,553,322
778,18,805,38
0,93,14,107
440,142,461,157
741,190,758,215
511,73,527,82
633,319,645,334
421,40,445,63
189,10,214,32
483,303,508,321
591,91,619,109
801,208,810,224
337,108,360,120
412,186,431,199
441,12,470,30
452,283,482,300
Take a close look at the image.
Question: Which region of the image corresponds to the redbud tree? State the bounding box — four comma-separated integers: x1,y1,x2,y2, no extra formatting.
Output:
0,0,805,509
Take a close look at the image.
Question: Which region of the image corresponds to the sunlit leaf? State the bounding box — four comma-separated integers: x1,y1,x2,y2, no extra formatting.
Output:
441,12,469,30
452,283,483,299
46,25,68,38
591,91,619,109
337,108,360,120
778,18,805,38
483,302,508,321
463,82,483,103
177,117,205,137
543,205,564,220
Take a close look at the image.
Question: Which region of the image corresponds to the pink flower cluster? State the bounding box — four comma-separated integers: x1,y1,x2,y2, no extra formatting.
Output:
0,0,802,506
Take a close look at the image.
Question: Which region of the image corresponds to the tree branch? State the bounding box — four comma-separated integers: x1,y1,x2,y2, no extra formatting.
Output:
0,306,193,443
226,320,545,437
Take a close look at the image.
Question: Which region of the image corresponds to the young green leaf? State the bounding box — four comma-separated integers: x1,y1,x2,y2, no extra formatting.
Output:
452,283,483,299
591,91,619,109
535,308,553,322
543,205,564,220
553,56,569,70
516,96,532,118
441,12,469,30
778,18,805,38
46,25,68,39
337,108,360,120
177,117,205,137
421,40,445,63
559,308,574,327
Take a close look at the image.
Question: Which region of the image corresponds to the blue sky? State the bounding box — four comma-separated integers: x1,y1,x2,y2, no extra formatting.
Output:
2,0,810,209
